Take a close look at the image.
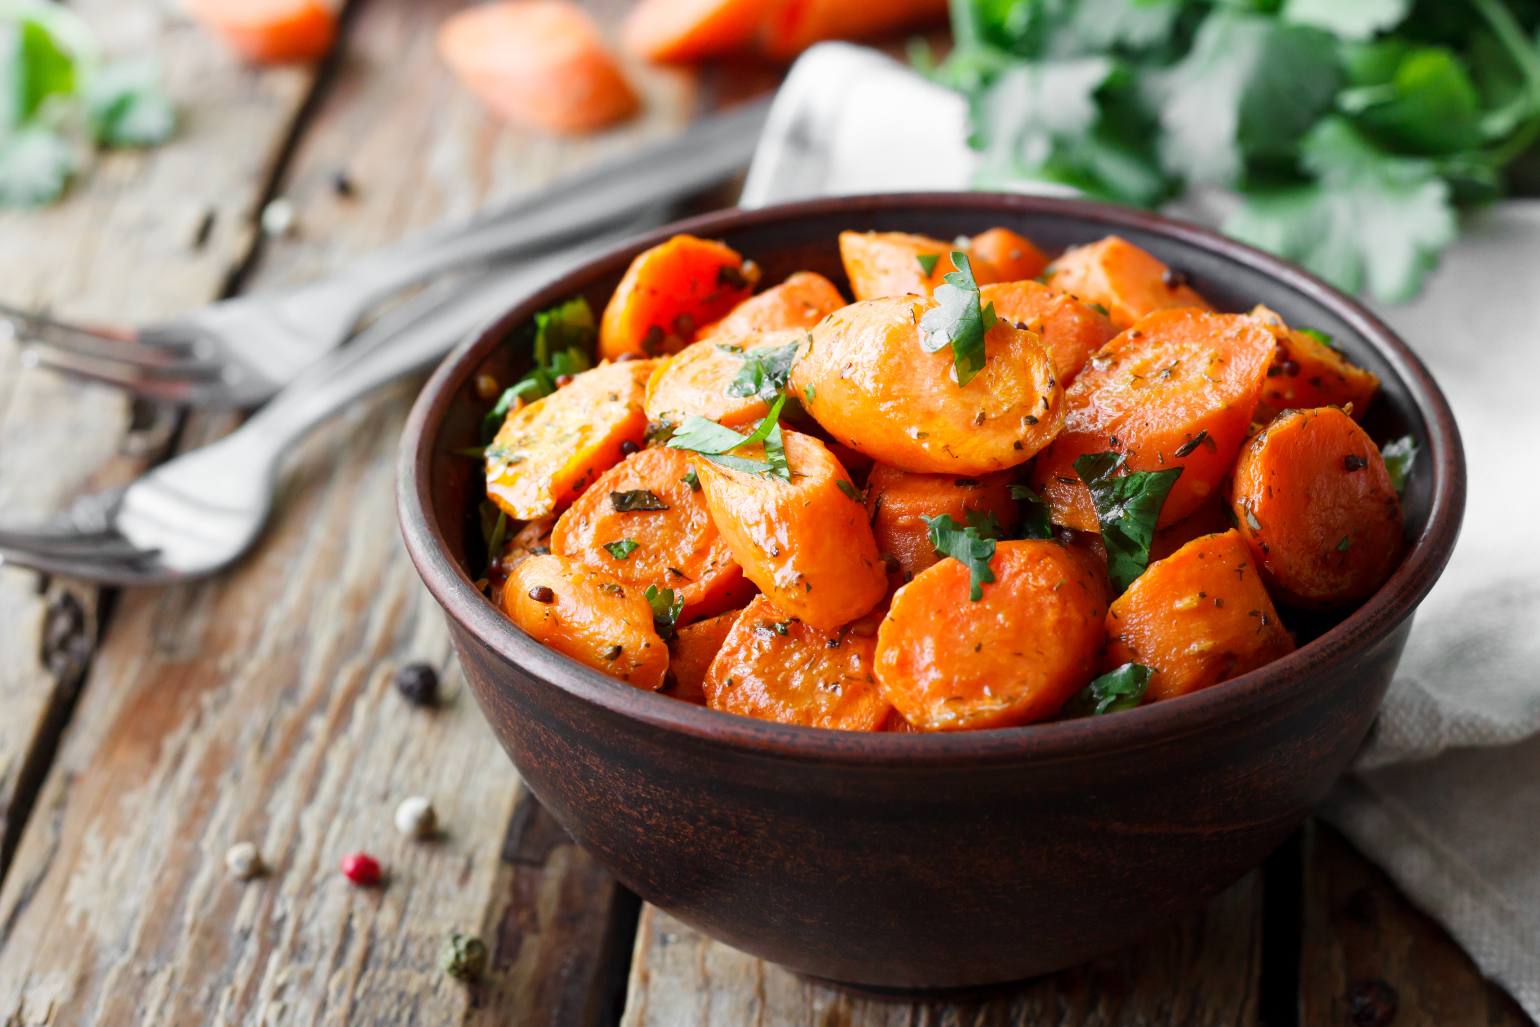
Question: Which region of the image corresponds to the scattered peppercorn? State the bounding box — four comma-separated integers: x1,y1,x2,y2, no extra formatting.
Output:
529,585,556,604
394,662,440,707
1161,266,1190,289
340,852,382,886
441,932,488,982
1345,979,1398,1027
619,440,639,456
394,796,439,840
225,841,264,881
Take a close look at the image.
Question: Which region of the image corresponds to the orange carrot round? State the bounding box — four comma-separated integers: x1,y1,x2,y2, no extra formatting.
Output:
1044,236,1213,330
874,540,1107,730
864,464,1016,579
761,0,948,59
968,227,1049,283
599,234,756,360
982,280,1117,383
701,271,844,339
703,595,891,730
645,329,804,429
1030,309,1276,531
551,446,752,622
838,231,1001,302
622,0,764,62
1104,529,1294,702
1247,305,1380,423
666,608,744,704
1230,407,1404,608
185,0,336,63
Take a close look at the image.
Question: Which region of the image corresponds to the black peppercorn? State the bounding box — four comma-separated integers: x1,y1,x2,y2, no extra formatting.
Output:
1345,979,1398,1027
620,440,639,456
529,585,556,604
1161,266,1191,289
331,170,355,197
394,662,439,707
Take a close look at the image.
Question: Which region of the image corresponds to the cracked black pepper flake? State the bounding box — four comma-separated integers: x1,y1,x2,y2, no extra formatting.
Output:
528,585,556,604
394,662,440,707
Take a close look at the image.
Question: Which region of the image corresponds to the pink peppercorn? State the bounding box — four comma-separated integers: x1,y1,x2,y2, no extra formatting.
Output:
341,852,382,886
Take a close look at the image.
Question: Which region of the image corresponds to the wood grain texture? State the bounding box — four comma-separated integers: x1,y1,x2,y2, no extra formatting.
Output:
622,872,1264,1027
1298,822,1529,1027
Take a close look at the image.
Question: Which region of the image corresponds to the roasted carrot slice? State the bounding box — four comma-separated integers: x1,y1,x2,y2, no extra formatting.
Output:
1030,309,1276,531
838,231,1003,302
645,329,804,429
703,595,891,730
1148,500,1234,564
982,280,1117,383
1247,305,1380,423
599,235,756,360
439,1,639,135
968,227,1049,283
696,429,886,630
792,296,1064,474
1104,530,1294,702
1230,408,1404,608
504,554,669,690
874,540,1107,730
761,0,949,59
489,517,555,607
665,608,744,704
1044,236,1213,330
622,0,766,62
864,464,1017,579
702,271,844,339
486,359,655,520
185,0,336,63
551,446,752,622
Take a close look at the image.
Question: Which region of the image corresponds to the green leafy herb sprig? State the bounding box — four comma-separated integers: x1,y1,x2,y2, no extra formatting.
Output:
1063,662,1153,717
1074,451,1182,592
481,297,596,441
936,0,1540,301
667,393,791,480
924,512,1001,600
1,3,175,206
724,339,801,405
919,250,997,385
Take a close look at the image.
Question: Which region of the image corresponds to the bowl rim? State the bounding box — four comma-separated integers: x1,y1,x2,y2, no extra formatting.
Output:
397,191,1466,769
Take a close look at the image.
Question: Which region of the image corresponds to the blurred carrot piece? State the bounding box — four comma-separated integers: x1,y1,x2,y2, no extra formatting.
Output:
623,0,768,62
438,1,638,135
969,227,1050,283
185,0,337,63
600,234,755,360
761,0,949,60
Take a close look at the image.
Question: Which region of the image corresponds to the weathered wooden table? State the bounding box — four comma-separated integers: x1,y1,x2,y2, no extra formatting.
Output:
0,3,1528,1024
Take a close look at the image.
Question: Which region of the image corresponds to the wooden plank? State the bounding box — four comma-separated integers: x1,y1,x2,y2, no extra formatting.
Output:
1298,821,1528,1026
622,872,1265,1027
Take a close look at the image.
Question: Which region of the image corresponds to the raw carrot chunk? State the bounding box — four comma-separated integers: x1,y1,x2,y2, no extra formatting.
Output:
185,0,336,63
702,271,844,339
504,554,669,690
1104,530,1294,702
1030,309,1276,531
551,446,752,622
486,359,655,520
1247,305,1380,423
645,329,804,429
1230,407,1404,608
1044,236,1213,330
439,2,638,135
696,430,886,630
761,0,949,59
704,595,892,730
968,227,1050,282
666,608,744,704
864,464,1017,579
982,280,1117,383
792,296,1064,474
874,540,1107,730
599,235,756,360
623,0,766,62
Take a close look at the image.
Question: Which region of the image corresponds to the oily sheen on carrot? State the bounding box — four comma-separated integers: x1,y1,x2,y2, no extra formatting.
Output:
874,540,1107,730
486,360,655,520
645,329,805,429
551,446,752,622
968,227,1049,283
1030,309,1276,531
838,231,999,302
702,271,844,339
185,0,336,63
504,554,669,690
1248,305,1380,423
981,280,1117,383
697,430,886,630
1230,407,1404,608
622,0,766,62
1105,530,1294,702
666,608,743,704
438,1,638,135
1045,236,1213,330
792,296,1064,474
864,464,1017,579
703,595,892,730
599,235,755,360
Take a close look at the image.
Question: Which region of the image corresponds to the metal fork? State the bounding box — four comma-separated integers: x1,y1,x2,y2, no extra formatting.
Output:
3,99,768,408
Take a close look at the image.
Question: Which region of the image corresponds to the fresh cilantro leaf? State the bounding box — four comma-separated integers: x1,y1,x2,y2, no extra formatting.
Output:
965,508,1004,540
1281,0,1410,40
603,539,639,560
1381,435,1417,492
802,383,816,403
916,253,941,275
1074,452,1182,593
667,393,791,481
1063,663,1153,717
923,513,997,601
1298,327,1334,347
10,15,78,126
681,467,700,492
85,61,174,148
0,123,75,206
836,479,864,503
725,340,800,405
644,584,683,639
918,251,997,386
1008,483,1054,540
482,297,596,438
970,57,1115,185
1339,43,1483,154
609,490,669,512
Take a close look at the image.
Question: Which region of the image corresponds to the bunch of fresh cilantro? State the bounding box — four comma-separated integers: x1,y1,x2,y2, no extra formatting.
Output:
936,0,1540,300
1,2,174,207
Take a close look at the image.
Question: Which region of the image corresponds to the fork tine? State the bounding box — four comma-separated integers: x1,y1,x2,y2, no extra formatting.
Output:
0,527,157,562
11,324,220,375
0,542,166,586
19,346,225,405
0,300,198,355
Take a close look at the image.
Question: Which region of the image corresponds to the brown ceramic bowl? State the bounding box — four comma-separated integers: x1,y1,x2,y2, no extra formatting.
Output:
398,193,1464,990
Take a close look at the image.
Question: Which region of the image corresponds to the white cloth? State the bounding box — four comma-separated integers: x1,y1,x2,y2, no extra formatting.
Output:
746,44,1540,1022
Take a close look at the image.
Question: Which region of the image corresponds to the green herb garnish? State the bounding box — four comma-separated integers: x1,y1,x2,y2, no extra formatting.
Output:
481,297,595,438
681,467,700,491
1298,327,1334,348
923,513,998,601
916,252,941,275
1074,452,1182,592
1008,483,1054,540
1064,663,1153,717
725,340,800,405
609,490,669,512
1381,434,1417,492
836,479,864,503
918,251,997,386
667,393,791,481
644,584,684,639
603,539,639,560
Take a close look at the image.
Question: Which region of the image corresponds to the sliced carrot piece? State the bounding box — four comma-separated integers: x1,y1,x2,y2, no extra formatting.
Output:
792,296,1064,474
438,1,639,135
702,271,844,339
704,595,891,730
489,517,555,607
645,329,804,429
665,608,744,704
838,231,1001,302
486,359,655,520
1030,309,1276,531
551,446,752,622
623,0,767,62
1148,500,1234,564
968,227,1050,282
874,540,1107,730
504,554,669,690
696,429,886,630
1247,305,1380,423
1230,408,1404,608
599,235,756,360
864,464,1016,579
185,0,336,63
1044,236,1213,331
1104,530,1294,702
982,280,1117,383
761,0,949,59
